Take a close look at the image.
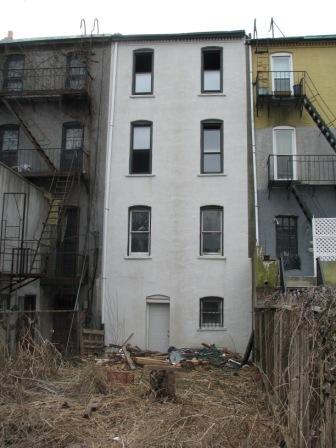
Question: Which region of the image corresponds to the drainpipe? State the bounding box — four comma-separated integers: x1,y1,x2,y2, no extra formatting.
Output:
101,41,118,324
249,44,259,245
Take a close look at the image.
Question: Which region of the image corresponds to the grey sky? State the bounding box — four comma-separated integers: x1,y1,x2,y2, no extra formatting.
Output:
1,0,335,40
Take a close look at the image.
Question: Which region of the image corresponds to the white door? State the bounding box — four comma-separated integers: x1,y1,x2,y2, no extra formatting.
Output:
147,303,170,352
271,54,293,94
273,127,296,180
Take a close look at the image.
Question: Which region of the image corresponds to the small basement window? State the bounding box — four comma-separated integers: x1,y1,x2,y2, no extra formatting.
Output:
200,297,223,328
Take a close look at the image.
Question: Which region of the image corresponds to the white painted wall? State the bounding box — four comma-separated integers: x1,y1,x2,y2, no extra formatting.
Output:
103,37,252,354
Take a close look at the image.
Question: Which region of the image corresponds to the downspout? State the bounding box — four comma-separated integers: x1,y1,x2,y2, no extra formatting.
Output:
249,44,259,245
101,41,118,324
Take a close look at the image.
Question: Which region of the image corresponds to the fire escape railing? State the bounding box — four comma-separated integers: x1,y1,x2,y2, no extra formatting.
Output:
0,148,89,175
268,155,336,185
0,67,91,96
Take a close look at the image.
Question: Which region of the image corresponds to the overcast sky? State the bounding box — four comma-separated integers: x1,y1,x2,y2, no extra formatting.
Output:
1,0,335,40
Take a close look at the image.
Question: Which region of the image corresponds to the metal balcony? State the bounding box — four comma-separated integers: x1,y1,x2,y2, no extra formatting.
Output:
0,148,89,177
268,155,336,188
256,71,306,114
0,67,91,99
0,240,46,277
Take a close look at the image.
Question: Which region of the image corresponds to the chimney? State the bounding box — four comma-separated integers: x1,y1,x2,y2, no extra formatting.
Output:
7,31,13,40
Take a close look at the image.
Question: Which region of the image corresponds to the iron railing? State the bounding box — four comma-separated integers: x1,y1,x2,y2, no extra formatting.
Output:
268,154,336,185
0,240,46,276
45,251,86,278
0,148,89,175
256,71,306,97
0,67,91,96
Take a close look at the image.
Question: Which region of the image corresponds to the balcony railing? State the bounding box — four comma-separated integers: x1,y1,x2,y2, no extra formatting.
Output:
268,155,336,186
44,251,86,279
256,71,306,98
0,67,91,97
0,148,89,176
0,240,46,276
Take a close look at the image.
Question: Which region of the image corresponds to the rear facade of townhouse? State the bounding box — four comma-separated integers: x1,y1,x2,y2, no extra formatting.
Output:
102,31,253,354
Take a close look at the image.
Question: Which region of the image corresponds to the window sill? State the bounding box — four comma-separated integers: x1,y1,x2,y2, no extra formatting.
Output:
198,93,226,97
125,174,156,177
197,173,227,177
198,256,226,260
197,327,227,332
124,256,152,260
130,94,155,98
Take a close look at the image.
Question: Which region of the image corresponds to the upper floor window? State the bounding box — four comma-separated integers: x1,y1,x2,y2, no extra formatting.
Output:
61,123,84,171
130,121,152,174
200,297,223,328
200,206,223,255
128,206,151,255
133,49,153,94
201,120,223,173
0,125,19,151
201,47,222,93
271,53,293,95
66,53,87,90
3,54,24,91
272,126,296,180
62,122,84,150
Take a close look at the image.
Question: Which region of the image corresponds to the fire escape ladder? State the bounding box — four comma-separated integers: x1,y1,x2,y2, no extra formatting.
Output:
302,72,336,153
1,97,57,172
0,154,78,294
289,184,313,225
303,96,336,152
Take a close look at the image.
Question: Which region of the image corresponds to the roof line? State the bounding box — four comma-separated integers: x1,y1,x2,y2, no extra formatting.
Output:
0,30,246,47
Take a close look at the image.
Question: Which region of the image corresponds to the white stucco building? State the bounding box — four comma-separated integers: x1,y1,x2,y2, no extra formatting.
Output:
102,31,253,354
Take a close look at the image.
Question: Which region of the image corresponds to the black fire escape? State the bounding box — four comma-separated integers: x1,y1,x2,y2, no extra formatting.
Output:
0,55,91,297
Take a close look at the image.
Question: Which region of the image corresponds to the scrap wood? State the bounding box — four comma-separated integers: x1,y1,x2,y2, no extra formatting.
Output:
134,356,169,366
83,397,101,418
122,346,136,370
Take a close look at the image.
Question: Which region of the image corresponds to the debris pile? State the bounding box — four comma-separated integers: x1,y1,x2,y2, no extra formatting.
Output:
97,336,244,372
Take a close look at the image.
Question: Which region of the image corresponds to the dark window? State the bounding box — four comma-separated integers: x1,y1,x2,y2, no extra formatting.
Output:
56,206,79,277
275,215,300,270
128,206,151,255
0,294,10,321
61,123,84,171
3,54,24,91
133,50,153,94
201,48,222,93
130,121,152,174
200,297,223,328
200,206,223,255
0,125,19,167
66,53,86,89
201,120,223,173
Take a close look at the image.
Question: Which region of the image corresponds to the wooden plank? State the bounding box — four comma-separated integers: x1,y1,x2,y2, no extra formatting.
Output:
82,328,105,336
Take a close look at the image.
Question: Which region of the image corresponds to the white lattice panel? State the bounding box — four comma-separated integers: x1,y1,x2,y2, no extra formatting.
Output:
313,218,336,261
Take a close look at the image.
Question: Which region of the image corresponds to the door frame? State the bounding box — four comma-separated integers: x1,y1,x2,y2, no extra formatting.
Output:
145,295,170,350
272,126,297,181
270,52,294,94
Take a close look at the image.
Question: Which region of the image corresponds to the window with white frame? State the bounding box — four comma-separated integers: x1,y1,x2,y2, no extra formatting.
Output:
133,49,153,94
201,47,222,93
128,206,151,255
200,206,223,255
130,121,152,174
200,297,223,328
273,126,296,180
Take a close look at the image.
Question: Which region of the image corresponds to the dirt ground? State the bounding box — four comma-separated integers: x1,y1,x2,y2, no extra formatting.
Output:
0,347,281,448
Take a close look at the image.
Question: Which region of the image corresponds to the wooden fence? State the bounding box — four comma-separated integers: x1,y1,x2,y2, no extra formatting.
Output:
255,304,336,448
